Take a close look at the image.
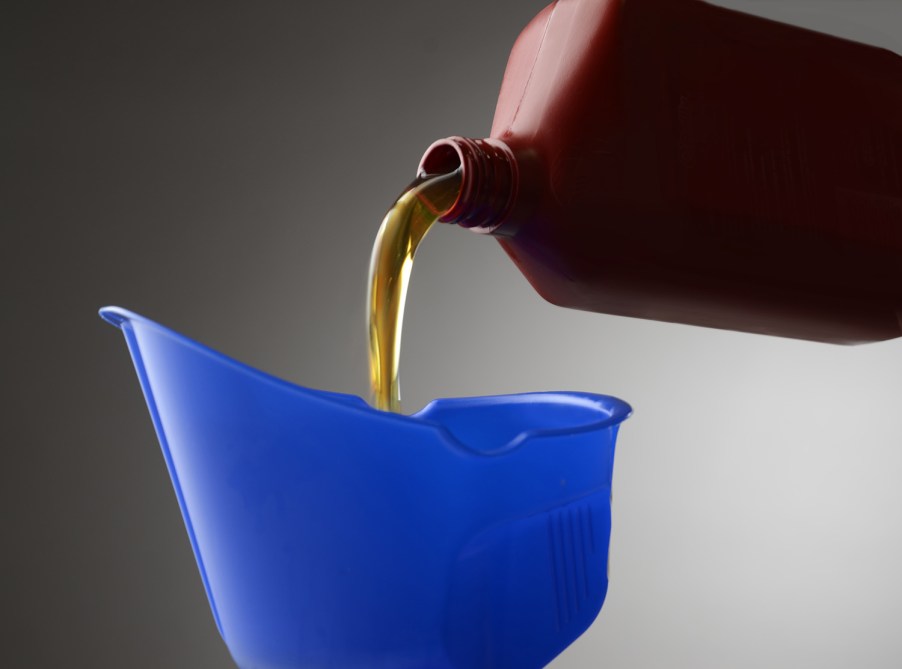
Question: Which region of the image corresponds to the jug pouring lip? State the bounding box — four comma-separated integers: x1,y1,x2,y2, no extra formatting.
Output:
99,306,132,328
99,305,374,411
99,305,631,455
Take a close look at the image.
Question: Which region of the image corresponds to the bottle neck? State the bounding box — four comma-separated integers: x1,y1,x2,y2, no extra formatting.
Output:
417,136,518,234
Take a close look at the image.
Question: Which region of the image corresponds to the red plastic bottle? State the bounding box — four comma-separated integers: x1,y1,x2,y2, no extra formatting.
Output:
419,0,902,344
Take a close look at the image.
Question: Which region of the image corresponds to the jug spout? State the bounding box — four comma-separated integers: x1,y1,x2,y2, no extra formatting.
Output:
100,305,631,669
99,307,129,329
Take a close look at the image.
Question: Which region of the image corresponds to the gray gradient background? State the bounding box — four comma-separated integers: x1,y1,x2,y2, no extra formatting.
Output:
6,1,902,667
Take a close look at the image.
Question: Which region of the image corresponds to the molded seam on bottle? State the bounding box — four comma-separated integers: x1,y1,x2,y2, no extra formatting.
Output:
509,0,559,137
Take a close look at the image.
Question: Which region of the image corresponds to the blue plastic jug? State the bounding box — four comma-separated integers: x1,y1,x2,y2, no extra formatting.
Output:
100,306,631,669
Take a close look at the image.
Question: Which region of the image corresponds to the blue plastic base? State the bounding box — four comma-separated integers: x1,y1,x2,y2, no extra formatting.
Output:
101,307,631,669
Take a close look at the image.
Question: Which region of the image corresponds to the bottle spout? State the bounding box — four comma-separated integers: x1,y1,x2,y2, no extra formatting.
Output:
418,136,519,234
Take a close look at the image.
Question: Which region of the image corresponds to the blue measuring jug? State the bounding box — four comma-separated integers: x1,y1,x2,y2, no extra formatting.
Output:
100,307,631,669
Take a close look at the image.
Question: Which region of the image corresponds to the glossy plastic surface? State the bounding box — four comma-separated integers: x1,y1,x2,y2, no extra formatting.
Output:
435,0,902,344
100,307,631,669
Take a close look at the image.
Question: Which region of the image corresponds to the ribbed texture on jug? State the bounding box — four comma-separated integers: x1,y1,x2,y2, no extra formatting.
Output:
418,136,518,233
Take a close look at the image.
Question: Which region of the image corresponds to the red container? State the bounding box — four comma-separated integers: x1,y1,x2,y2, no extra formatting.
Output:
419,0,902,344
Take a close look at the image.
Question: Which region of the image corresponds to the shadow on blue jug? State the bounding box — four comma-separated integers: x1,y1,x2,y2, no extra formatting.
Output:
100,306,631,669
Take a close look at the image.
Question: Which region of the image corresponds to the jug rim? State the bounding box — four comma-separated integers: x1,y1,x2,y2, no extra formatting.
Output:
414,392,632,455
99,305,631,455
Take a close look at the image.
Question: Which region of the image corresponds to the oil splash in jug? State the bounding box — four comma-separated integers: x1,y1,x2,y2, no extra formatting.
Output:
367,168,462,412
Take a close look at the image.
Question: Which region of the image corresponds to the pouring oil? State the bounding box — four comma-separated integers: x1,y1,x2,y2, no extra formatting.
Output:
367,169,462,412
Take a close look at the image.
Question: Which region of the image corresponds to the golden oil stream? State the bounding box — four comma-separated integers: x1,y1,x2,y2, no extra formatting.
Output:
367,169,462,412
